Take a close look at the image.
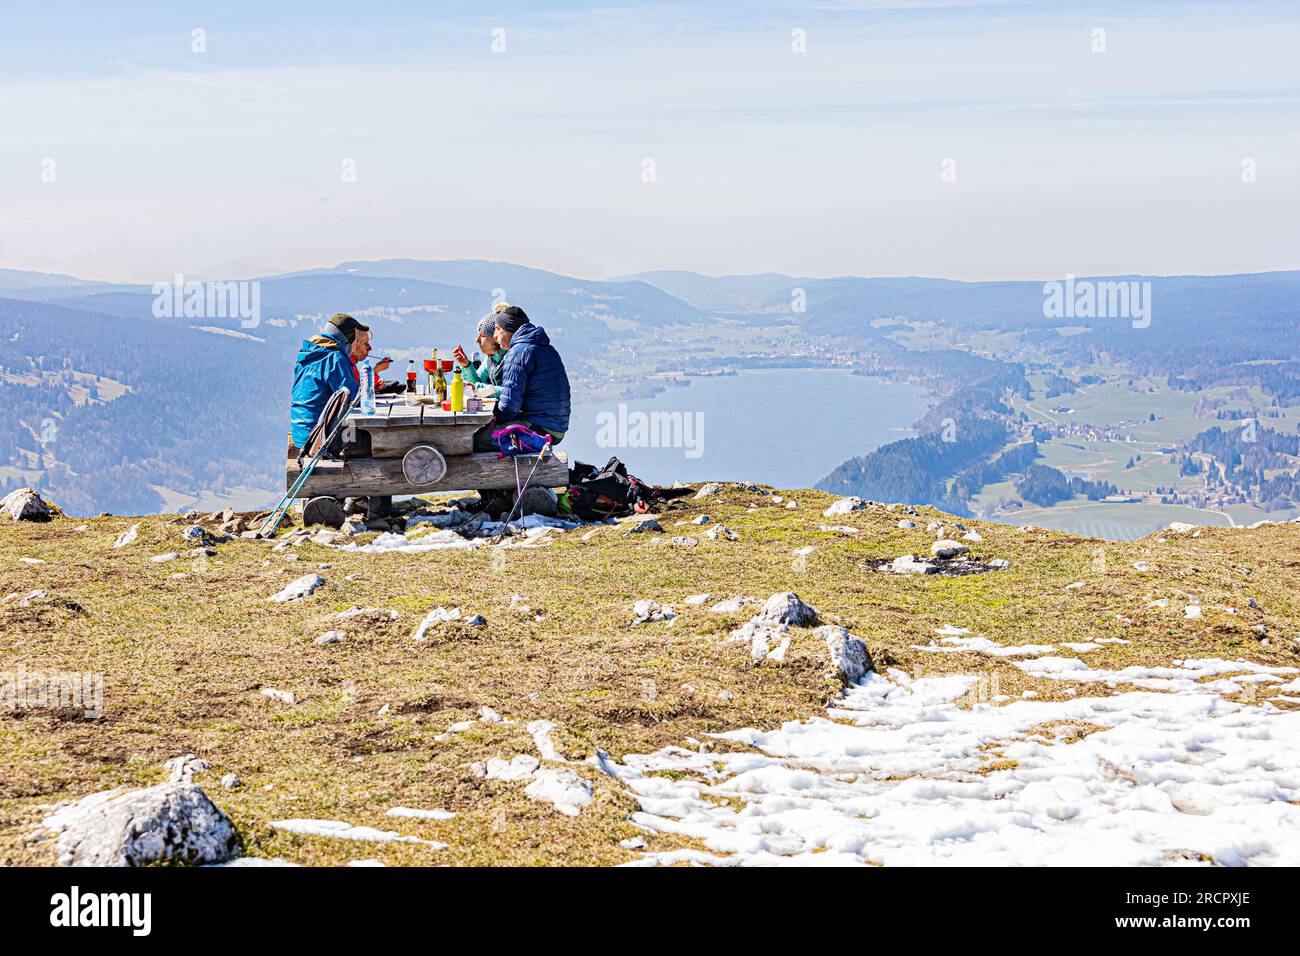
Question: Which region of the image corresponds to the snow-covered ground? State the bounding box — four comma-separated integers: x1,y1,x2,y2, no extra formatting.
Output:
608,639,1300,867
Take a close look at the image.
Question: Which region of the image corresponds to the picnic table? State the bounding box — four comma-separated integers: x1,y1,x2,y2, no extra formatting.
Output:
285,395,568,501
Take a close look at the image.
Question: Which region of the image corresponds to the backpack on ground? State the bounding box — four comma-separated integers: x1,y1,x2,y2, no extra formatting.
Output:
562,457,692,521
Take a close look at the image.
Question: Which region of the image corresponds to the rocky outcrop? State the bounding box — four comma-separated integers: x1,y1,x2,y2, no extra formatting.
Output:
42,782,239,866
1,488,54,522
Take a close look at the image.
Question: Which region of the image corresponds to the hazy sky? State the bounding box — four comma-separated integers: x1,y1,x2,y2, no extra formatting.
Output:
2,1,1298,283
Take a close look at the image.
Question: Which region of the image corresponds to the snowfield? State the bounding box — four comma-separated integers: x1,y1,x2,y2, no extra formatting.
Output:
608,649,1300,867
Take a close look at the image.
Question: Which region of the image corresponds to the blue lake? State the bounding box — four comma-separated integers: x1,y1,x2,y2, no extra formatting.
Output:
562,369,929,490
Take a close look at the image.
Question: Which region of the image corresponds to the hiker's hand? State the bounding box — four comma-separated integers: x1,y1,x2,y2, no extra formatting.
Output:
453,346,470,367
374,357,392,373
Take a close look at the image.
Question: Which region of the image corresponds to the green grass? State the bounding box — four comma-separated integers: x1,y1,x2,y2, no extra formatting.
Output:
2,486,1297,865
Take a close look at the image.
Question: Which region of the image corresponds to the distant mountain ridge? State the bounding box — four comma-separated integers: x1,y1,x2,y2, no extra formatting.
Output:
3,259,1299,518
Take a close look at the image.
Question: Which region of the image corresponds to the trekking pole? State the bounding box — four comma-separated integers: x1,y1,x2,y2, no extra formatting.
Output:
258,389,358,538
500,440,553,528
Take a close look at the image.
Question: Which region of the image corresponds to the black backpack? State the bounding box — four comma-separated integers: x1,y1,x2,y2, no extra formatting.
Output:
563,457,691,520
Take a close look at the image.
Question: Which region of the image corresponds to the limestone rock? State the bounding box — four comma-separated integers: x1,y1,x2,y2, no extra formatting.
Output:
632,600,677,625
1,487,53,522
931,540,970,560
624,518,663,534
817,625,872,683
42,782,239,866
267,574,325,603
757,591,819,626
887,555,937,575
822,497,867,517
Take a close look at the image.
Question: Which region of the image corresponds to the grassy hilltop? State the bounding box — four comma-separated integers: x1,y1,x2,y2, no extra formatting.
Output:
1,485,1297,866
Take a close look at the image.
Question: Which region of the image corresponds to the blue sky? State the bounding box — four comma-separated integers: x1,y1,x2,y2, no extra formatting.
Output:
2,1,1298,282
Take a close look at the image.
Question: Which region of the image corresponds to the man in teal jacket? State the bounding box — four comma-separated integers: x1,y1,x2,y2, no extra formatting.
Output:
289,313,368,449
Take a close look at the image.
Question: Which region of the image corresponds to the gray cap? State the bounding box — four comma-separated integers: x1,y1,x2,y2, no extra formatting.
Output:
477,314,497,336
494,305,528,334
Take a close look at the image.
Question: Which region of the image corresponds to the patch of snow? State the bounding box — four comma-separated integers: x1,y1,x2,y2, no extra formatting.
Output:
614,662,1300,866
270,819,445,847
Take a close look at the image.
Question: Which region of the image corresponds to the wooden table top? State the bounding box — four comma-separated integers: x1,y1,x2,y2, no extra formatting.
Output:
348,397,495,428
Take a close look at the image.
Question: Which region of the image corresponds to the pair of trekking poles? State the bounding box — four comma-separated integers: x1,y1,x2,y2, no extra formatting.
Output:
257,387,356,538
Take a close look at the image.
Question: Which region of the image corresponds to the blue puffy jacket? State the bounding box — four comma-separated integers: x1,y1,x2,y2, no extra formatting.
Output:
290,328,358,448
495,322,571,435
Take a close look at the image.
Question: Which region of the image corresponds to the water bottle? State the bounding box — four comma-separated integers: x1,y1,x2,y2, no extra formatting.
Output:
359,360,376,413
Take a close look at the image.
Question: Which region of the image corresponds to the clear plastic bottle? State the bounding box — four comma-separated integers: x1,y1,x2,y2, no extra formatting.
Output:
359,360,376,413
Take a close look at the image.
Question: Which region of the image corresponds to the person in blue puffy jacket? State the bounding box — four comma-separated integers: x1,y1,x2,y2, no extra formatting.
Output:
289,313,368,450
473,303,571,451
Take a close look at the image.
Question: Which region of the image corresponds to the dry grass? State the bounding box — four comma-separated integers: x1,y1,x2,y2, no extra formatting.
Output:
1,487,1297,865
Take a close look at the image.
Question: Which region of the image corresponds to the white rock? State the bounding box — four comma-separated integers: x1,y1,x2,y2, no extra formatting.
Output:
113,524,140,549
632,599,677,624
524,768,593,816
704,525,739,541
822,497,867,517
670,535,698,548
987,558,1010,570
412,606,462,641
817,625,873,683
898,520,916,529
267,574,325,603
691,514,710,525
1,487,53,522
315,630,346,645
887,555,936,575
220,774,241,790
340,516,368,536
757,591,819,626
683,593,712,606
260,688,295,705
150,552,180,563
3,589,46,608
1133,561,1153,572
620,836,647,850
931,540,970,560
464,614,487,627
1166,522,1197,533
785,500,799,509
710,596,759,613
164,754,210,783
694,483,722,499
961,530,983,543
17,556,45,565
43,782,239,866
729,620,790,660
478,706,503,723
